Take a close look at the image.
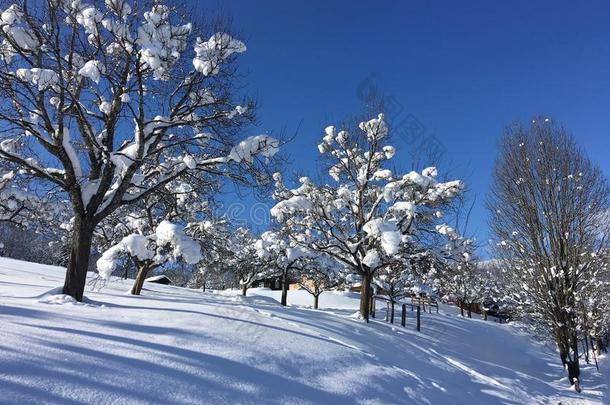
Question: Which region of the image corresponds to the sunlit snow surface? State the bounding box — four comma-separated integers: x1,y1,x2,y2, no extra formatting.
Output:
0,257,607,404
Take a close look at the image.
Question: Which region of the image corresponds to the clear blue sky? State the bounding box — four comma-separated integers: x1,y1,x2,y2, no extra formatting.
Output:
199,0,610,250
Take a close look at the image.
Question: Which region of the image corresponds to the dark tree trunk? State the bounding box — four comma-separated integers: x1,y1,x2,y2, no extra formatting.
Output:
467,304,472,318
280,270,288,306
567,358,580,390
567,335,581,391
242,284,247,296
62,216,95,302
390,301,395,324
131,264,151,295
359,273,371,322
460,302,464,317
557,329,581,391
583,335,590,363
559,348,568,368
483,310,488,321
313,294,319,309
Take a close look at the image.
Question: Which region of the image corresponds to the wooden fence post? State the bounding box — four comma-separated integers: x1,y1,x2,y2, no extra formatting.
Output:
401,304,406,327
416,306,421,332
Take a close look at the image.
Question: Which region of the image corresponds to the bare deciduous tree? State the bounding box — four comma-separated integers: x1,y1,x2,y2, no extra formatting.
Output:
487,118,610,390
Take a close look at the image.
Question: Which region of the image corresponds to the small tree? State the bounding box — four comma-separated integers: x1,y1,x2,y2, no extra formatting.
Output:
96,219,202,294
298,256,342,309
94,180,210,293
255,229,311,306
434,225,490,318
226,227,274,296
373,252,417,323
186,217,231,292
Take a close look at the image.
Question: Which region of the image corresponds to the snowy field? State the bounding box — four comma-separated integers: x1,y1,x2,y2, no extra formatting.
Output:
0,257,607,404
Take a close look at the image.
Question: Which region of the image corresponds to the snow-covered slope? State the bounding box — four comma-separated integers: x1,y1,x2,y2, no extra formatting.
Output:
0,257,607,404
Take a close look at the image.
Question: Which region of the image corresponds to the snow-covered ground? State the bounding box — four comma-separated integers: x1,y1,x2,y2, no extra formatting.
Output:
0,257,607,404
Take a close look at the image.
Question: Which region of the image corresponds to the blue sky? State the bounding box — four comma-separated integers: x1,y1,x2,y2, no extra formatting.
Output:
200,0,610,251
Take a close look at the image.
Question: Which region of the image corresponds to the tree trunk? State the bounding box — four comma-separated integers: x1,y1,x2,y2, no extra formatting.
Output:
567,358,580,391
280,270,288,306
483,310,488,321
359,273,371,322
313,294,319,309
567,335,581,391
130,264,151,295
583,335,590,364
460,302,464,317
242,284,247,296
559,347,568,368
62,216,95,302
390,301,395,324
467,304,472,318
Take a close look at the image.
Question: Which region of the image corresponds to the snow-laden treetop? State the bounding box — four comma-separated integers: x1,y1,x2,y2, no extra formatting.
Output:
270,113,463,273
0,0,278,223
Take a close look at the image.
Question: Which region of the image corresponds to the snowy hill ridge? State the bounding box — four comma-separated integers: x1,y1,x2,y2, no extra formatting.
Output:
0,257,607,404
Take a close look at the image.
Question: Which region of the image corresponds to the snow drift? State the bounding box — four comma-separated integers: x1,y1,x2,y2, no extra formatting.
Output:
0,257,607,404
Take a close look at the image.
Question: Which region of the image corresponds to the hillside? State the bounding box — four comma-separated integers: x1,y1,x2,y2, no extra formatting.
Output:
0,257,607,404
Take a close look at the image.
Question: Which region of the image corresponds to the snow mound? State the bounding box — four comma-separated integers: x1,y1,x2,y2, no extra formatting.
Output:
37,287,80,305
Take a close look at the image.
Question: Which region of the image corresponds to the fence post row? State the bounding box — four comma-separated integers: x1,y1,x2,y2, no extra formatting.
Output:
375,296,425,332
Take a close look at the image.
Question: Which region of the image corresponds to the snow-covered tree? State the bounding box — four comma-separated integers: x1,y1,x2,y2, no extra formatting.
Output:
226,227,274,296
270,114,462,320
0,1,278,301
487,118,610,390
93,179,210,294
442,261,493,319
298,255,343,309
433,225,488,317
255,229,311,306
0,167,69,233
185,216,234,292
0,165,75,265
373,250,418,323
0,170,36,224
97,218,201,294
